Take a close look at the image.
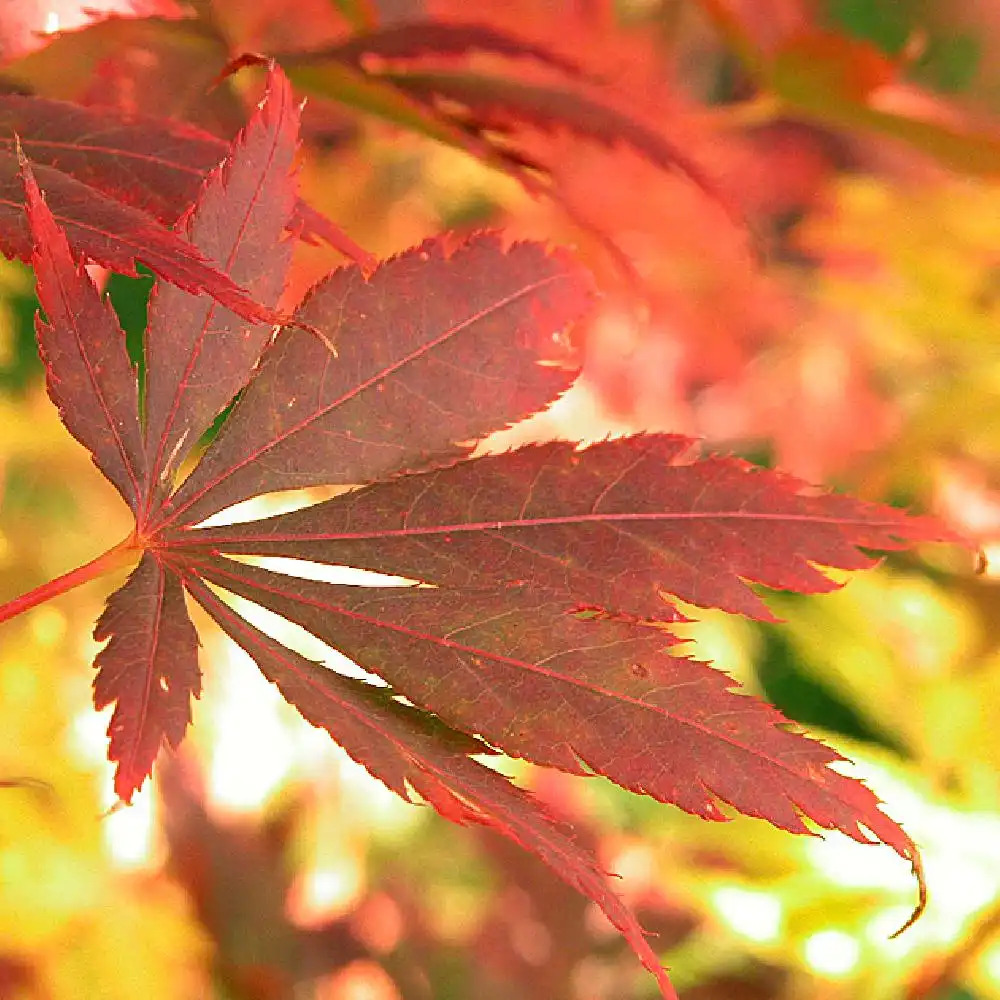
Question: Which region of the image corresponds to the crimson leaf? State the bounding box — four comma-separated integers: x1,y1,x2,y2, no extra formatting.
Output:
300,20,588,79
0,92,229,221
154,234,590,530
22,151,146,511
8,62,954,998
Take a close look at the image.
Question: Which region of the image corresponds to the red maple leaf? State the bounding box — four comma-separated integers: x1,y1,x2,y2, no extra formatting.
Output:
2,63,955,998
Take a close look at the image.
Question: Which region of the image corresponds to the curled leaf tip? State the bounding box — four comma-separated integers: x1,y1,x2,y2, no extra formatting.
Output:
210,51,271,91
890,850,928,939
100,797,130,819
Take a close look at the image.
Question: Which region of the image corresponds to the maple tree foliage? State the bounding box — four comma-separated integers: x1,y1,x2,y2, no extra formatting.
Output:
0,88,370,325
2,61,959,998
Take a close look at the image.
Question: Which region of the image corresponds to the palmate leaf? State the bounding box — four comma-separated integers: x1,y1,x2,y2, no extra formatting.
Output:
12,63,954,999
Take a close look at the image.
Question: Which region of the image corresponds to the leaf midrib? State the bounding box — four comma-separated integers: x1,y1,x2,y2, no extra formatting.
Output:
182,507,912,547
45,232,143,506
143,94,288,519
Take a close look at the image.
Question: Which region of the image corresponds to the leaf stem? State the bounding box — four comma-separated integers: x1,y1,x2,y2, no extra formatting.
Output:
0,533,139,625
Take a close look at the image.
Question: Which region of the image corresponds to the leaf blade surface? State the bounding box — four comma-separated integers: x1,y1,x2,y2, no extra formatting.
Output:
22,154,145,509
93,551,202,802
185,572,677,1000
160,235,590,528
183,436,949,621
142,65,298,508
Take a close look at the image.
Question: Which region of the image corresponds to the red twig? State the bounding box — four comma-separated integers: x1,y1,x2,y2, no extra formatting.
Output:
0,533,139,625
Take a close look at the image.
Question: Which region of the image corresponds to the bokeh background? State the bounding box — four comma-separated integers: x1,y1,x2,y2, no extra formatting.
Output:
3,1,1000,997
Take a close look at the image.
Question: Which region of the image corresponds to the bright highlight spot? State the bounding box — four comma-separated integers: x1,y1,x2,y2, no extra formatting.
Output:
30,605,66,646
803,930,861,977
864,906,920,950
805,758,1000,951
289,864,363,925
196,486,347,528
317,960,400,1000
43,11,60,33
103,783,156,869
982,941,1000,984
71,704,110,763
711,886,782,943
246,556,419,588
207,642,297,813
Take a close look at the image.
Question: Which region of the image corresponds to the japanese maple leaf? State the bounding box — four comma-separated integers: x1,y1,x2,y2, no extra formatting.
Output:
4,63,953,999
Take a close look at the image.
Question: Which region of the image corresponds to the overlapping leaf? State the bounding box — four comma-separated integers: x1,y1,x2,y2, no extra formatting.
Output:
14,60,954,1000
0,93,229,220
4,9,740,267
0,89,365,321
283,38,734,223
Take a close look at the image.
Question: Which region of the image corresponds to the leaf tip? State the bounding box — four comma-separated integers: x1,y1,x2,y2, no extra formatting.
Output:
16,138,42,206
889,847,928,939
209,51,271,91
110,765,146,807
